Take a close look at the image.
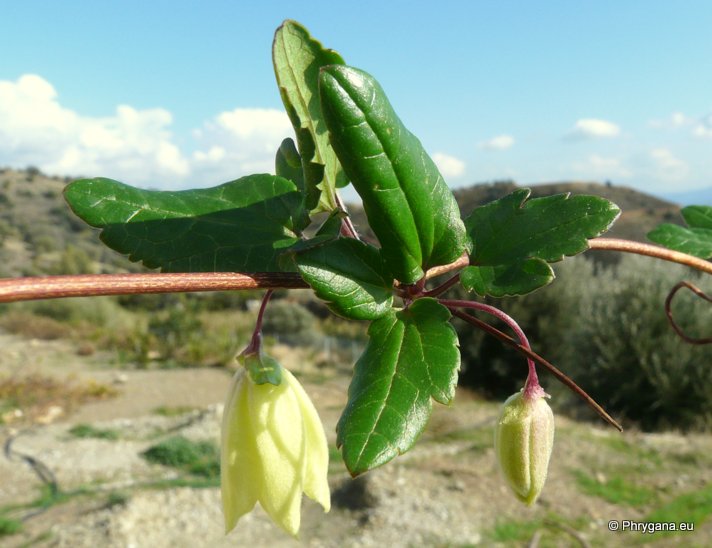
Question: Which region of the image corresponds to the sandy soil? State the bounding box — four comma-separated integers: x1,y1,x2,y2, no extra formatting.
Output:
2,332,712,547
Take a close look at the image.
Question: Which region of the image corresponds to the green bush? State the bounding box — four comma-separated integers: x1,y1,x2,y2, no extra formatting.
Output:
141,436,219,478
0,516,22,536
68,423,120,440
572,470,656,507
455,257,594,398
107,298,206,368
116,292,184,312
5,294,246,369
1,295,130,327
561,255,712,431
262,299,321,347
46,245,95,275
0,310,71,340
189,290,264,311
130,307,244,369
146,305,202,350
456,255,712,431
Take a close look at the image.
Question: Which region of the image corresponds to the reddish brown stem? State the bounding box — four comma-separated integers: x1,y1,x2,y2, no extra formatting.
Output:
0,272,308,303
0,253,471,304
589,238,712,275
422,273,461,298
450,308,622,431
665,281,712,344
3,238,705,306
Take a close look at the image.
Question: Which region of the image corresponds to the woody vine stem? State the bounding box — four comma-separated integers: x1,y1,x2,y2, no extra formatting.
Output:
0,236,708,432
0,238,710,303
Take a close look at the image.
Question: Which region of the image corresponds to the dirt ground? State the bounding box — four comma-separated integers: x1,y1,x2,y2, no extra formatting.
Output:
2,332,712,547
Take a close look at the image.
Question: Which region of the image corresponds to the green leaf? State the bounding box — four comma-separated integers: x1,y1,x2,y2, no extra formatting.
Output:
460,259,554,298
648,205,712,259
64,175,307,272
295,238,393,321
275,210,344,272
315,209,347,238
275,137,305,194
463,189,620,296
682,205,712,230
648,223,712,259
239,350,282,386
336,298,459,475
319,65,470,285
273,20,347,213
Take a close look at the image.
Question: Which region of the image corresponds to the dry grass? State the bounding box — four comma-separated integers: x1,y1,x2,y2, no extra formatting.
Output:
0,311,71,340
0,373,117,425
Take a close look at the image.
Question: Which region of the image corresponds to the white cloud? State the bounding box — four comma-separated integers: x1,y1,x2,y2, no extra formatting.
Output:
431,152,465,178
567,118,620,140
191,107,292,183
670,112,689,127
693,114,712,138
0,74,189,185
649,111,712,139
572,155,632,179
53,105,190,181
649,111,692,128
478,134,515,150
193,145,226,163
649,148,688,181
0,75,299,189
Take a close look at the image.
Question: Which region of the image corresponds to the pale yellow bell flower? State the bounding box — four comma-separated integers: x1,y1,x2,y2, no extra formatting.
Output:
221,366,330,537
494,388,555,506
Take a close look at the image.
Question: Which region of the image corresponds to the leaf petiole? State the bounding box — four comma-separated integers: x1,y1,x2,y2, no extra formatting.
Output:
421,273,462,298
449,307,622,431
243,289,274,355
439,298,541,397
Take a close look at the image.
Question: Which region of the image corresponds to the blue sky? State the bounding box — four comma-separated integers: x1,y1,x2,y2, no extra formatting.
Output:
1,1,711,202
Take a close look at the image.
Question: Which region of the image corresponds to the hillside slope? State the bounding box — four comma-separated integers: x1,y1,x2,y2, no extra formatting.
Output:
0,168,138,277
0,168,683,277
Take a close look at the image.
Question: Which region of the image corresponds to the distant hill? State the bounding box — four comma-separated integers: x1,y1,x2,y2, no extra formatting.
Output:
0,168,686,277
0,167,140,277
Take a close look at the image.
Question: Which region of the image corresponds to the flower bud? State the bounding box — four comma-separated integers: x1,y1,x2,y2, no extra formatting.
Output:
221,364,330,537
494,389,554,505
